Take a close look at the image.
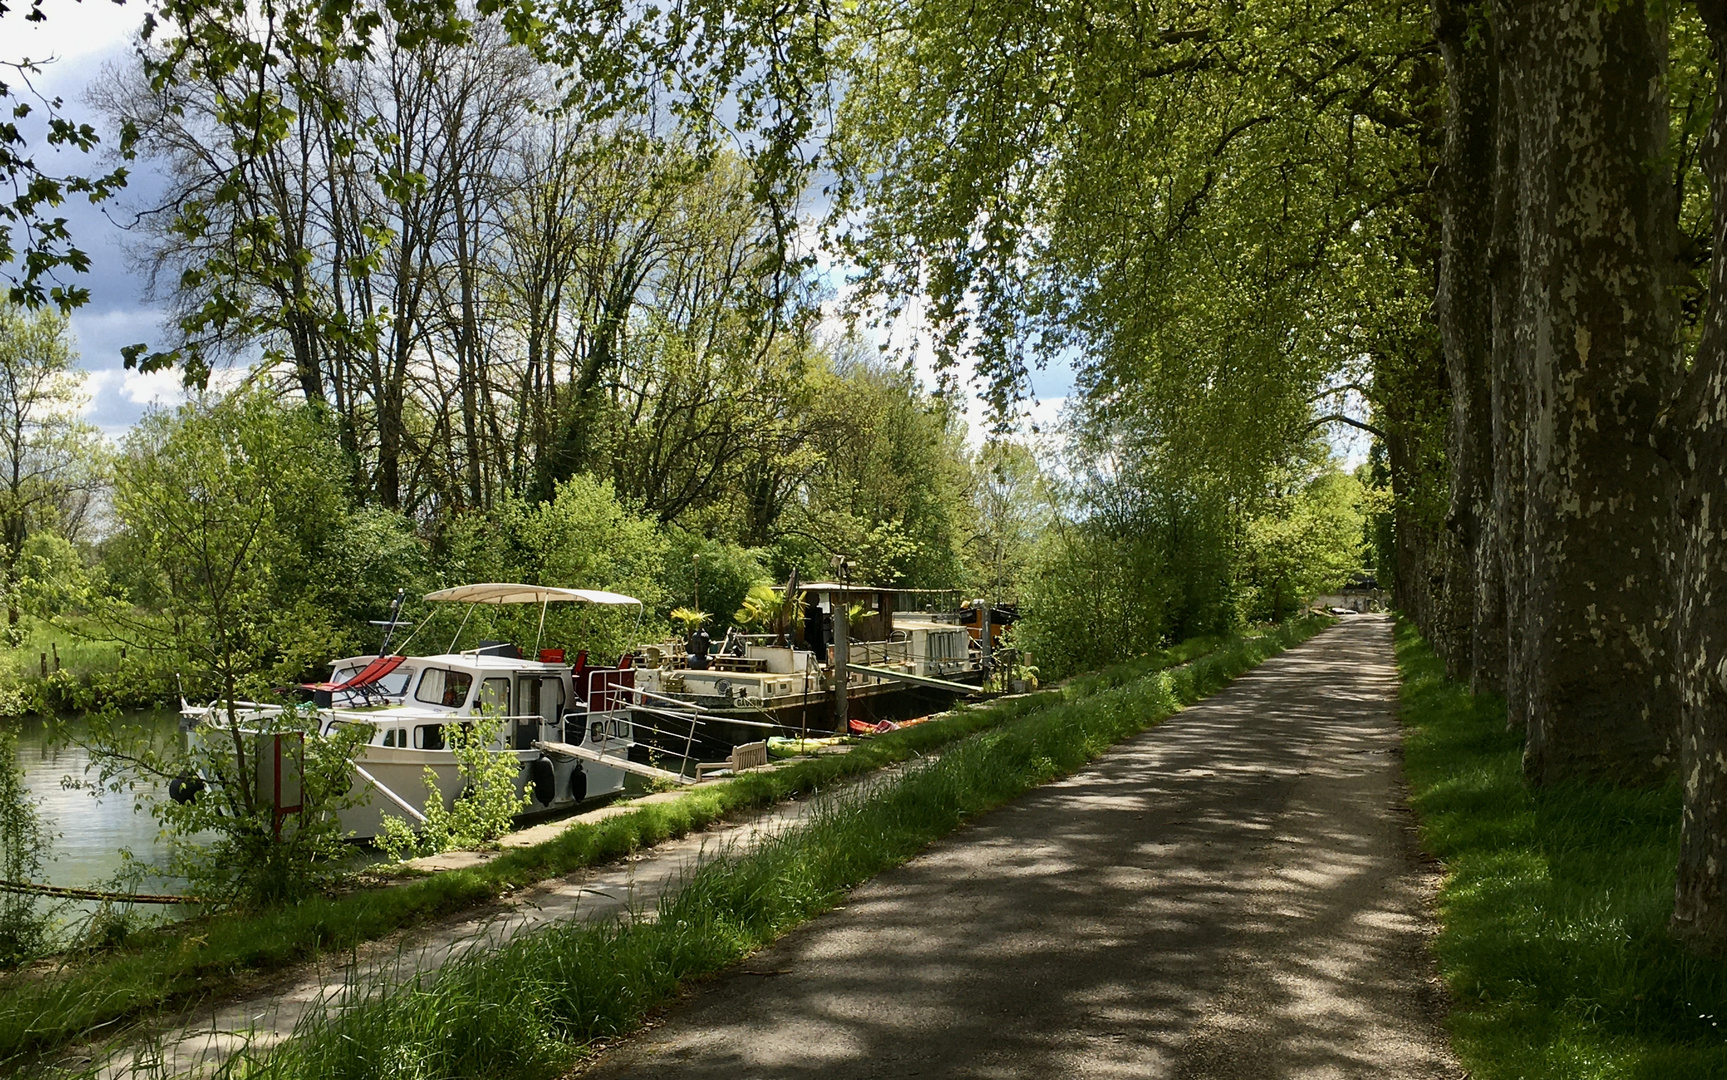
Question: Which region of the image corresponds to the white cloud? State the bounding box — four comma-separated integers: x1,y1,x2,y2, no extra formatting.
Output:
120,365,183,407
3,0,142,68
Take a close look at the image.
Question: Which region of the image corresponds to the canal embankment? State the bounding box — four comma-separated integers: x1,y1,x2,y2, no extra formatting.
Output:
46,615,1329,1079
2,622,1322,1072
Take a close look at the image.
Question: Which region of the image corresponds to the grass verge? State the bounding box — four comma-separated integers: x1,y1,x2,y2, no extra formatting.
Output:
1395,619,1727,1080
0,624,1275,1067
241,614,1330,1080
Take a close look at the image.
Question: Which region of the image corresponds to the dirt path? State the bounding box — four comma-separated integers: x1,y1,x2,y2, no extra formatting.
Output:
580,615,1461,1079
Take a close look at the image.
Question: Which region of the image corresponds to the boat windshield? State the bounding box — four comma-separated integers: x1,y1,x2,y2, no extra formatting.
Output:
333,662,416,698
415,667,474,707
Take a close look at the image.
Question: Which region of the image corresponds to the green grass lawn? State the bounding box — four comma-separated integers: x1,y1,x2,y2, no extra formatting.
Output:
8,616,122,675
1396,620,1727,1079
0,615,166,716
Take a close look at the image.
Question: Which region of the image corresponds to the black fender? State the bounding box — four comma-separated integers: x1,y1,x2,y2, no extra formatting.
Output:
569,764,587,803
168,774,205,804
529,756,557,806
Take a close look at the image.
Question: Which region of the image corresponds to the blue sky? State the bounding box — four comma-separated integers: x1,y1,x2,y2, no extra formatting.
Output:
6,0,1075,447
6,0,190,438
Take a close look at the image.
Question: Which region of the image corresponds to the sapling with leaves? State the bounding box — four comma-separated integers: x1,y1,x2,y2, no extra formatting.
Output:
375,713,531,862
75,387,370,906
80,702,373,907
0,724,55,964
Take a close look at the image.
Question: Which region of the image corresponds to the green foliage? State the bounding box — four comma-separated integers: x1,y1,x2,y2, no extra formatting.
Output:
0,303,105,631
431,475,668,660
780,351,971,588
316,507,431,651
668,607,711,633
0,725,54,966
101,386,351,704
422,717,531,852
731,582,804,635
1397,620,1727,1079
380,715,531,860
661,531,768,631
1017,414,1246,679
835,0,1430,417
0,615,171,717
80,703,371,909
966,439,1047,602
12,530,89,616
1237,466,1368,622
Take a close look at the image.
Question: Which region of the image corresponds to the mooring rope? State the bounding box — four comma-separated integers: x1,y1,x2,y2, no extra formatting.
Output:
0,879,205,905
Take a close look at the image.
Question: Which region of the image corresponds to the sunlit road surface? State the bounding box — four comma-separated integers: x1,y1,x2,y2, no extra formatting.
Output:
580,615,1462,1080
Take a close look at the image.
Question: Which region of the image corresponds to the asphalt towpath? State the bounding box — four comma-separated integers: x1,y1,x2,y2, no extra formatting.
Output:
580,614,1461,1079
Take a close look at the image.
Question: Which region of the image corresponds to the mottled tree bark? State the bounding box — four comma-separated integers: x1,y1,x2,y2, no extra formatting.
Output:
1381,333,1452,650
1489,0,1530,730
1671,4,1727,953
1434,0,1505,693
1503,0,1678,785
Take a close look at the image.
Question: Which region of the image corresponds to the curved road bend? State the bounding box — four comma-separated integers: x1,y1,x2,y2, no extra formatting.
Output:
581,614,1460,1080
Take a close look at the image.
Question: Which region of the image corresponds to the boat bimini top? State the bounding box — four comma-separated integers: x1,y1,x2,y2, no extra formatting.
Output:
425,582,644,657
424,583,642,606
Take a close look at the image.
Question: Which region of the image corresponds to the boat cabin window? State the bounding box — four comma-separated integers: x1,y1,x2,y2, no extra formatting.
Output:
324,718,376,741
589,717,632,742
414,724,445,750
478,677,511,716
415,668,473,707
381,727,408,748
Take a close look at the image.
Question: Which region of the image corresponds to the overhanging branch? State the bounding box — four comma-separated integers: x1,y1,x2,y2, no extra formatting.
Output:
1307,413,1386,439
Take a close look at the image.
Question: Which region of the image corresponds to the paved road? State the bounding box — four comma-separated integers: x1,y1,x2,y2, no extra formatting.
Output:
581,615,1460,1079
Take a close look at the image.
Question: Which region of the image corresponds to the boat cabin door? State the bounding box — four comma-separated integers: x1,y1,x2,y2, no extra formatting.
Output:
478,677,531,749
518,675,564,744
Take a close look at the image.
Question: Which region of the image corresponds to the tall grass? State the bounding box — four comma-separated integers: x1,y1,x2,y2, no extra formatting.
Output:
1396,620,1727,1080
246,615,1329,1080
0,616,166,716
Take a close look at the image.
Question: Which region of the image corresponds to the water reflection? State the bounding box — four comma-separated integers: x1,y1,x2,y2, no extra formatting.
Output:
13,709,186,894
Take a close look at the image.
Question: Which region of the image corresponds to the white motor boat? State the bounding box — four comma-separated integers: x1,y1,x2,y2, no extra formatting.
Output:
180,583,684,840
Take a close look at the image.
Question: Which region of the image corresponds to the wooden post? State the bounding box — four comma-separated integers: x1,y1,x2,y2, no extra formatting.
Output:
980,601,993,687
51,642,59,672
39,653,47,677
833,602,849,734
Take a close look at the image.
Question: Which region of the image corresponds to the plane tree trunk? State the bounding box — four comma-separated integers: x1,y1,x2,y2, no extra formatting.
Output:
1433,0,1505,693
1497,0,1678,785
1671,4,1727,953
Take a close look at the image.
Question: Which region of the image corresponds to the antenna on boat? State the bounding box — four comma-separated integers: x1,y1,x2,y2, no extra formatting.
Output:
370,589,408,656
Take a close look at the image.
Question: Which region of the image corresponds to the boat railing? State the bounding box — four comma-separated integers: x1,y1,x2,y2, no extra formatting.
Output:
849,639,911,668
582,666,637,712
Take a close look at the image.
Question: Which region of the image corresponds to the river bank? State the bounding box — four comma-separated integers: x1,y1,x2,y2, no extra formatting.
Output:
142,614,1339,1080
0,618,172,719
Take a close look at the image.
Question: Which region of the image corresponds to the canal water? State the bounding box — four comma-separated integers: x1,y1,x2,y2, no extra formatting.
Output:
11,709,189,901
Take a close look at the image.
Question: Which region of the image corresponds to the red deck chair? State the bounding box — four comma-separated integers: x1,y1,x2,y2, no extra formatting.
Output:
302,654,406,705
